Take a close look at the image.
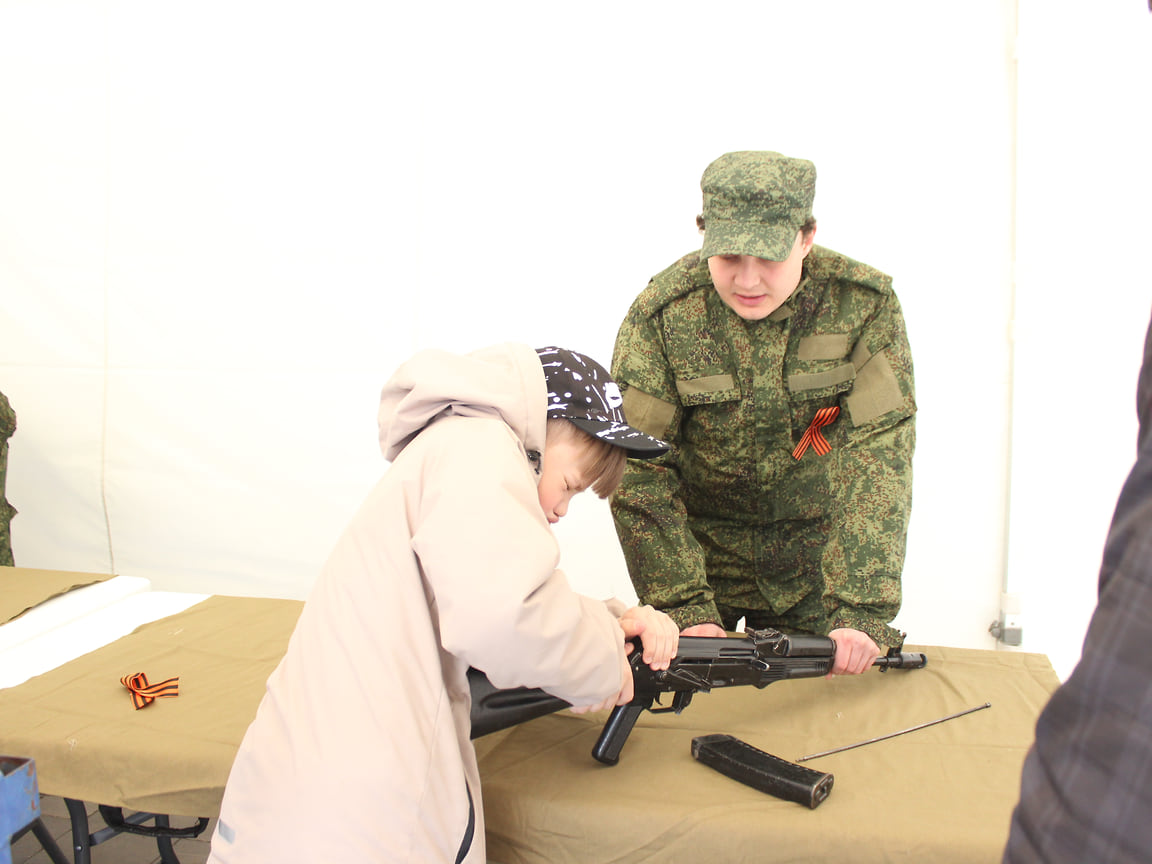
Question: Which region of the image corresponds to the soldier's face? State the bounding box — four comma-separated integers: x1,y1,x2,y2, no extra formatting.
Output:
707,230,815,320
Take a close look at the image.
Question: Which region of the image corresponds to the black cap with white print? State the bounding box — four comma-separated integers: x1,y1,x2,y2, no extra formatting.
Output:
536,346,670,459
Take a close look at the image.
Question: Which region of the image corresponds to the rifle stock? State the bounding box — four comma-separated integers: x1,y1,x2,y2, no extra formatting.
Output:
468,628,927,766
467,666,570,738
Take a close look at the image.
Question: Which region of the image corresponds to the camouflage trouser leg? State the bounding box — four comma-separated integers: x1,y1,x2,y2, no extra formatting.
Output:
0,437,13,566
717,590,827,636
0,502,12,566
696,512,831,636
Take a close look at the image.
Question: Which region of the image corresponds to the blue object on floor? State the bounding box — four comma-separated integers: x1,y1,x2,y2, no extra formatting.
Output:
1,755,68,864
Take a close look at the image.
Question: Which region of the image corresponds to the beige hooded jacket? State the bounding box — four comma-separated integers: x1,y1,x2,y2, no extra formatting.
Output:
208,343,628,863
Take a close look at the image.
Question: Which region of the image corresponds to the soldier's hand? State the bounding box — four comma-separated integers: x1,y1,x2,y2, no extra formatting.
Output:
828,628,880,675
680,623,726,638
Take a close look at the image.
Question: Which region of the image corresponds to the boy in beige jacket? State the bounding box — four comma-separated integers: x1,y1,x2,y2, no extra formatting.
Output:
208,343,677,863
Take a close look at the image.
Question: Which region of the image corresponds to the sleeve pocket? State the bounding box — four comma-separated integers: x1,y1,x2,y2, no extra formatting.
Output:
622,387,678,440
845,346,905,425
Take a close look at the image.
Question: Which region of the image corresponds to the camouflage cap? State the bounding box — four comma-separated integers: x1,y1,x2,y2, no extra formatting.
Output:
699,151,816,262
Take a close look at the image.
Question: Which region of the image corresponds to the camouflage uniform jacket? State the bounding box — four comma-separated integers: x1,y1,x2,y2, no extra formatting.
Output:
610,245,915,649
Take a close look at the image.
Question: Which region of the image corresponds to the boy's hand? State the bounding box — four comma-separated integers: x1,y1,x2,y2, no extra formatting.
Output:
568,651,633,714
618,605,679,671
568,606,678,715
569,645,636,715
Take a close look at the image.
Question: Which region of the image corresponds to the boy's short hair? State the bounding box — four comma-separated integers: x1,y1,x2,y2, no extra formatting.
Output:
546,418,626,499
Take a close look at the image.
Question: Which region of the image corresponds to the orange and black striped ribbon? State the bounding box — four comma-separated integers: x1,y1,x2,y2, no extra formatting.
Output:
792,405,840,460
120,672,180,710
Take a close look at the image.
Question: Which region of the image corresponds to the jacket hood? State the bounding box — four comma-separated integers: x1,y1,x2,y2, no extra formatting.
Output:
378,342,546,465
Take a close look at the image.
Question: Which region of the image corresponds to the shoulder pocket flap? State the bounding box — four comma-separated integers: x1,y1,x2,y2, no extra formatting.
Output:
622,387,677,440
797,334,849,361
787,363,855,393
675,374,740,406
845,349,905,425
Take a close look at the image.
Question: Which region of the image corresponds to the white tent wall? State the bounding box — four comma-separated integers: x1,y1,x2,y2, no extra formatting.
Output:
1007,0,1152,681
1,1,1147,682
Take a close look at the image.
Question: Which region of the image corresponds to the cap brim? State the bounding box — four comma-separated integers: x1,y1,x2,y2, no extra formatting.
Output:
568,417,670,459
701,218,798,262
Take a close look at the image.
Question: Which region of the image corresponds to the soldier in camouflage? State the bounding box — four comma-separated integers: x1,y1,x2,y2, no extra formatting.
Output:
0,390,15,566
610,151,916,674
